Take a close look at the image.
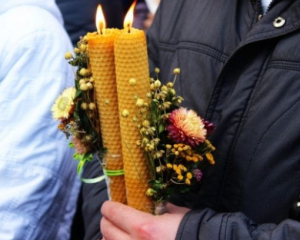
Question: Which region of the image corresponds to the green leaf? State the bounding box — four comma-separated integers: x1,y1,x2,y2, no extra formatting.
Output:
158,124,165,134
75,90,82,99
69,142,74,148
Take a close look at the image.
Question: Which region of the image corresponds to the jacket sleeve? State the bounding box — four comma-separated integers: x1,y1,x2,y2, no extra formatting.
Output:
176,208,300,240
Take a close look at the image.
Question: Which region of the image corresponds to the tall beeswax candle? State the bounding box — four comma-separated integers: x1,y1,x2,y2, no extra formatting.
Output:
88,6,126,204
114,4,153,213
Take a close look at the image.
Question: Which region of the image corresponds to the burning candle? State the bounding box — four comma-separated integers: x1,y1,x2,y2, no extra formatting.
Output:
88,5,126,204
114,1,154,213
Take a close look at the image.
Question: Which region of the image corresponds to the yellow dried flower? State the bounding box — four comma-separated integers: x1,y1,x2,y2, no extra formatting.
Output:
129,78,136,86
163,102,172,109
206,152,215,165
142,138,149,144
80,44,87,52
167,163,173,169
87,82,93,89
147,144,155,151
185,178,191,185
154,80,161,88
65,52,73,60
177,175,184,180
142,120,150,127
89,102,96,110
166,82,173,88
155,67,160,74
85,135,92,142
122,109,129,118
169,89,176,96
79,68,88,76
79,79,86,85
81,102,88,110
161,86,168,92
175,168,181,175
136,98,144,107
83,36,89,42
183,145,191,151
146,188,156,197
173,68,180,74
80,84,88,91
186,172,193,179
51,87,76,120
179,164,187,171
74,48,80,54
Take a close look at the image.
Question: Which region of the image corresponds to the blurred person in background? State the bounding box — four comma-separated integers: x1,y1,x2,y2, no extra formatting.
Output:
0,0,80,239
56,0,124,46
143,0,160,30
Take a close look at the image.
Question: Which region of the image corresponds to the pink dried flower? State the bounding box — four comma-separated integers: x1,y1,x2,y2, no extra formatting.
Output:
167,108,207,147
193,169,203,181
72,137,89,155
202,120,215,136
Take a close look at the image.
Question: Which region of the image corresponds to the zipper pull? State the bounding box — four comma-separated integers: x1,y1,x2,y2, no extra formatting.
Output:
258,14,263,21
289,195,300,220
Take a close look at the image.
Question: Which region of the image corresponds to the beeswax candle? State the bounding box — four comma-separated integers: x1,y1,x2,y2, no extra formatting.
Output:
88,6,126,204
114,3,153,213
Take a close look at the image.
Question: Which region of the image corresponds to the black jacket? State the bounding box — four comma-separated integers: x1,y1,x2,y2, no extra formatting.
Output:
147,0,300,239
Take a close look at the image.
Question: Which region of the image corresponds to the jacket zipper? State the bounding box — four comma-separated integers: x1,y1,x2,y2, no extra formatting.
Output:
257,0,263,20
266,0,277,13
257,0,278,20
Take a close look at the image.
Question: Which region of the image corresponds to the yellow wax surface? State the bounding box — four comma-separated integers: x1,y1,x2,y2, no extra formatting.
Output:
114,28,154,213
88,29,127,204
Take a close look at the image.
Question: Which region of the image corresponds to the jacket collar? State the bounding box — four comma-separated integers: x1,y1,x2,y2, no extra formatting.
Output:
242,0,300,45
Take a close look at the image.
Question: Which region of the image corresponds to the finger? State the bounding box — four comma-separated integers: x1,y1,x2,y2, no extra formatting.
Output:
166,203,190,215
101,201,152,233
101,216,131,240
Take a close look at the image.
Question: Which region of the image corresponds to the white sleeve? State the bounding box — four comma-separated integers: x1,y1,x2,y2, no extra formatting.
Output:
0,26,80,240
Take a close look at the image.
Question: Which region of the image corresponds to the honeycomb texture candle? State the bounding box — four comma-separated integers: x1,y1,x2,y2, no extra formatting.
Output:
114,28,153,213
88,29,126,204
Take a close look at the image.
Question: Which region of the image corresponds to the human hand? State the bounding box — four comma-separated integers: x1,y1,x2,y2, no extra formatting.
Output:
101,201,190,240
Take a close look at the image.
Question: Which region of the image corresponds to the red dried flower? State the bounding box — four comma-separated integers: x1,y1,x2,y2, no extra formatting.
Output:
167,108,207,147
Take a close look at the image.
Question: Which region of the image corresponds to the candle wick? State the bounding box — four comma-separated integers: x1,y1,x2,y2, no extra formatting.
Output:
127,23,131,33
99,22,104,35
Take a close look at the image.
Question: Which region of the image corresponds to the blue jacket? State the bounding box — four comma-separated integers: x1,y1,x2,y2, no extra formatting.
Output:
0,1,80,239
147,0,300,239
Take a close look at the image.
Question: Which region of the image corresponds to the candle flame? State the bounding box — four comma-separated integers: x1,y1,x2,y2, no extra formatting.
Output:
96,5,106,34
124,0,137,33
